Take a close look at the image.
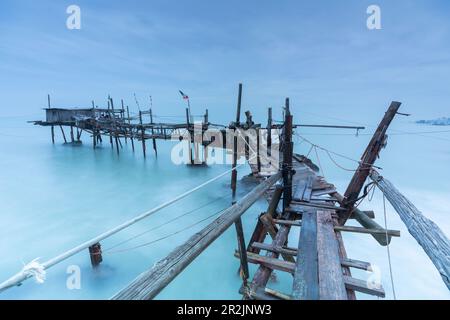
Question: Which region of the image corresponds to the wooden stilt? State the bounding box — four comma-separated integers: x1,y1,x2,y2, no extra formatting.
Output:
235,217,249,285
70,126,75,143
139,111,146,158
185,108,192,164
126,106,135,152
110,98,120,156
59,125,67,143
150,108,157,156
121,99,128,144
88,242,103,267
51,126,55,144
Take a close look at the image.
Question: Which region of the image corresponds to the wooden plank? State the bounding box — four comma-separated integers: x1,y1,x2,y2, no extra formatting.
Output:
292,210,319,300
290,202,346,211
311,188,337,196
236,251,295,273
343,276,385,298
264,287,292,300
303,175,313,201
273,219,301,227
371,170,450,290
250,242,297,256
332,191,392,246
316,210,347,300
112,173,281,300
335,225,400,237
341,258,372,271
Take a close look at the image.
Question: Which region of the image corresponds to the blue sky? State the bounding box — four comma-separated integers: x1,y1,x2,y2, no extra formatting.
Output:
1,0,450,124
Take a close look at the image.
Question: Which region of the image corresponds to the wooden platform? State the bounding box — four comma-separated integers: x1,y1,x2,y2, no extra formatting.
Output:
243,157,386,300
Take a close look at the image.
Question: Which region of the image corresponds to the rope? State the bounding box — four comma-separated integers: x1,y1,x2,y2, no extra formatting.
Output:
324,149,357,172
295,134,382,170
104,195,230,252
383,193,397,300
105,205,228,254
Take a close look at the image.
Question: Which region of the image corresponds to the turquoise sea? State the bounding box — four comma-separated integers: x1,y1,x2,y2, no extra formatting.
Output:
0,112,449,300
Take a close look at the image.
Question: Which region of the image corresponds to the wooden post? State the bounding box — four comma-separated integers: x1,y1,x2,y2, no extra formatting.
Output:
51,126,55,144
88,243,103,267
282,98,293,210
107,99,113,148
186,108,193,164
236,83,242,124
231,84,242,197
121,99,127,144
149,108,157,156
339,101,401,225
267,107,272,156
139,111,146,158
47,94,55,144
112,172,281,300
70,126,75,143
371,171,450,290
256,129,261,173
127,106,135,152
234,217,249,284
110,97,120,155
204,108,209,124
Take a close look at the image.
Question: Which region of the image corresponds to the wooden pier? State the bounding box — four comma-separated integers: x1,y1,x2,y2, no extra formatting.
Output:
1,84,447,299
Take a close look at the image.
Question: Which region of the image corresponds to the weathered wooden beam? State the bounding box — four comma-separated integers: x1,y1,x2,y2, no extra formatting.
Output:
249,213,296,296
341,258,372,271
235,251,295,274
335,225,400,237
250,242,297,257
273,219,302,227
371,170,450,290
247,186,283,254
282,98,293,210
292,210,319,300
290,201,346,212
339,101,401,225
317,210,347,300
332,191,392,246
112,173,281,300
234,217,249,282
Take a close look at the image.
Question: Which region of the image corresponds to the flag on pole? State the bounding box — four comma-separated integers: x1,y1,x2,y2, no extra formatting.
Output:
179,90,189,100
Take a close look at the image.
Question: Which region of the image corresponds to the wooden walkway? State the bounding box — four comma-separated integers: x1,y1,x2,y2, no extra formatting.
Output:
242,156,386,300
